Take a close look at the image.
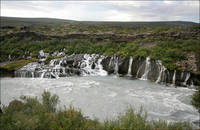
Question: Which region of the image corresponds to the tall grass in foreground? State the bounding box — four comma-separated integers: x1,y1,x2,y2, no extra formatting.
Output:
0,91,193,130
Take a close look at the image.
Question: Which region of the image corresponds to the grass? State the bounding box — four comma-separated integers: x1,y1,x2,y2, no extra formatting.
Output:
0,58,38,71
0,91,194,130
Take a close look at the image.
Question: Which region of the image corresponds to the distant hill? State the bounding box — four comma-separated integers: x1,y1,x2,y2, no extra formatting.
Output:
0,16,198,27
0,17,75,27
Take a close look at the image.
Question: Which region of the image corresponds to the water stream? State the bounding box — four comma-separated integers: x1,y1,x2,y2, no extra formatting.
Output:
1,76,199,124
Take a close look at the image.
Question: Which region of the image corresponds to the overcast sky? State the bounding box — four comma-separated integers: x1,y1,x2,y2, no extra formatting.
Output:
1,1,199,23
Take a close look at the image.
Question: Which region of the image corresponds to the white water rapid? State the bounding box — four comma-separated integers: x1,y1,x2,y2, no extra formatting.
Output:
1,77,199,127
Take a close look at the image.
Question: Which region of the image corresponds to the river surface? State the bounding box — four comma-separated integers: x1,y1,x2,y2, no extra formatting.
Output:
1,76,199,124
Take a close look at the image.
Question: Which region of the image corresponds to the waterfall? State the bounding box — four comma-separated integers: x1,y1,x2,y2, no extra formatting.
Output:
155,60,166,83
136,65,142,78
50,60,55,66
127,56,133,76
172,70,176,85
109,56,113,68
13,53,195,87
31,72,34,78
140,57,151,80
80,54,107,76
183,72,190,86
41,71,45,78
191,80,194,87
96,56,107,76
114,55,119,75
80,54,95,76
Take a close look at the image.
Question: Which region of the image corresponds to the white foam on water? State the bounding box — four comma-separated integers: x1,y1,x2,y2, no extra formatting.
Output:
79,81,100,88
108,92,117,97
1,77,199,125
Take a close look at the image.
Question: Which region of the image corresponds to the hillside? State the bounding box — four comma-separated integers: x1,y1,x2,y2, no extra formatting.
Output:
0,17,200,84
1,16,198,36
1,16,197,27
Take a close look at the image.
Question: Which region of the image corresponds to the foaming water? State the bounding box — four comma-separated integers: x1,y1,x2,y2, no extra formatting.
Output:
1,76,199,124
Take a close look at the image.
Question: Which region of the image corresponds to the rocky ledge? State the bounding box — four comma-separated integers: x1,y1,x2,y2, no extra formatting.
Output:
14,54,199,88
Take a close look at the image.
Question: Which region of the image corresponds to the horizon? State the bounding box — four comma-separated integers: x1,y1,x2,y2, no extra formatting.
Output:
1,1,199,23
1,16,199,24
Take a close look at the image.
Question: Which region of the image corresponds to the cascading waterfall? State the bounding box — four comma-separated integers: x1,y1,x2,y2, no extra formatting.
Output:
183,73,190,86
80,54,107,76
191,80,194,87
31,72,34,78
50,60,55,66
155,60,166,83
53,60,62,78
114,55,119,75
109,56,113,68
49,58,66,78
127,56,133,76
172,70,176,85
140,57,151,80
14,54,195,87
41,71,46,78
136,65,142,78
96,56,107,76
81,54,96,75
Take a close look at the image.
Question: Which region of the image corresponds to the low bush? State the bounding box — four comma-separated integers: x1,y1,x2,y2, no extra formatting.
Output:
191,87,200,113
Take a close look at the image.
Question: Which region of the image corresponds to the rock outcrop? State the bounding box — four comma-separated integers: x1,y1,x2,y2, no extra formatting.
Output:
14,54,198,87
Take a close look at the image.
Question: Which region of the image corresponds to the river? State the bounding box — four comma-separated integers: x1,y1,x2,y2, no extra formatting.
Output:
0,76,199,125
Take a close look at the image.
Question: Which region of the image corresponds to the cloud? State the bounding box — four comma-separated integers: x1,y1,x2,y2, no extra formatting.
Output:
1,1,199,22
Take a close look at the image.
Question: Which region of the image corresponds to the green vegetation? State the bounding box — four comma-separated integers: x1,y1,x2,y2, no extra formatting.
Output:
0,91,193,130
1,36,200,71
191,87,200,113
0,17,199,72
150,39,200,70
1,17,198,35
0,37,66,62
0,58,38,71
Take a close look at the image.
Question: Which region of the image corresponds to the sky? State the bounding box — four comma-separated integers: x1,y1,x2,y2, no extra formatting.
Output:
1,1,199,23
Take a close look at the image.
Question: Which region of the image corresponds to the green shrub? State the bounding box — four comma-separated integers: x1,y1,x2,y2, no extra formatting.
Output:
42,91,59,113
104,107,151,130
191,87,200,113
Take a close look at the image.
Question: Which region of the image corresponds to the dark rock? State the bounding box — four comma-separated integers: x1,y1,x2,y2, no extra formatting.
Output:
91,62,95,69
131,58,145,78
118,57,129,75
101,56,112,73
147,60,160,82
